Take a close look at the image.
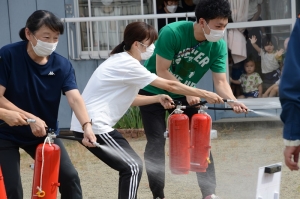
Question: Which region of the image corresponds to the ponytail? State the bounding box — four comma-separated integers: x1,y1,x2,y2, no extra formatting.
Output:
110,22,157,56
19,27,28,41
110,41,129,55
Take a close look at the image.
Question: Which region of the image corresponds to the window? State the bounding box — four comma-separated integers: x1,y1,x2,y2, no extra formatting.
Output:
261,0,291,20
66,0,194,59
62,0,297,111
226,0,296,105
75,0,154,59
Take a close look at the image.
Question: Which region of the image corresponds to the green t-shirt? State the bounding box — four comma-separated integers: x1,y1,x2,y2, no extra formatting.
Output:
143,21,227,98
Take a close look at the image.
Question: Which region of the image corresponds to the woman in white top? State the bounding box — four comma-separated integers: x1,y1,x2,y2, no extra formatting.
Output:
70,21,224,199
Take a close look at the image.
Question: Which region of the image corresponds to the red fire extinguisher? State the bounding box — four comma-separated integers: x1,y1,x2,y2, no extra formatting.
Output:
0,165,7,199
166,103,190,174
32,136,60,199
190,108,212,172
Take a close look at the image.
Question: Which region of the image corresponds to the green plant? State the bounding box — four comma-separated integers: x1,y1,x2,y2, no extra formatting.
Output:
114,107,144,129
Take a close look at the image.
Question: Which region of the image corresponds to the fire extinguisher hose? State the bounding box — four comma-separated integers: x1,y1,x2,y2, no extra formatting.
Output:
185,99,236,108
206,107,234,110
173,99,253,112
34,136,52,198
50,134,102,148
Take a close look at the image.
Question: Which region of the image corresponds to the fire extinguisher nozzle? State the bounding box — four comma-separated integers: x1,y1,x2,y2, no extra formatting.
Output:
48,133,57,139
223,99,236,103
26,119,36,123
92,142,102,148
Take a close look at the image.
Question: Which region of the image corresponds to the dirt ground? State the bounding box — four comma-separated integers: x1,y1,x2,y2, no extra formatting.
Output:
19,121,300,199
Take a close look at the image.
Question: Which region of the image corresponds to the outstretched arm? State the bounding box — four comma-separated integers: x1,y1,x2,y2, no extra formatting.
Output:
213,72,248,113
150,77,224,104
249,35,261,54
131,94,174,109
156,54,203,106
65,89,97,147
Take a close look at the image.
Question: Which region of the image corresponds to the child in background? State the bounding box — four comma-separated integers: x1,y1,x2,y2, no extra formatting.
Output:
262,37,289,97
262,79,280,97
249,35,284,92
230,59,263,98
157,0,185,31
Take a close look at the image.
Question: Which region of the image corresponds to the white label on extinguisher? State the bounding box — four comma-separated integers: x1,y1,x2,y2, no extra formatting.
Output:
190,162,201,166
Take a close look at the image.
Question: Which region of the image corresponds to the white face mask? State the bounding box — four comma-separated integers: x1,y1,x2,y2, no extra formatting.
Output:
139,43,155,60
166,5,177,13
202,22,225,42
31,36,58,57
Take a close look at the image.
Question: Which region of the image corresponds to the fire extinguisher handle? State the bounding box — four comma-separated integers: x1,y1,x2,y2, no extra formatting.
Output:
207,107,233,110
223,99,236,103
26,119,36,123
171,99,182,106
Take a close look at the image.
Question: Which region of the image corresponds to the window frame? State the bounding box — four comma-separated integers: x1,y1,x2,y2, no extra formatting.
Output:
224,0,296,109
73,0,157,59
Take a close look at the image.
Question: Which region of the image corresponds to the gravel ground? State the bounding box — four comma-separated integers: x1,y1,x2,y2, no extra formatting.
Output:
19,122,300,199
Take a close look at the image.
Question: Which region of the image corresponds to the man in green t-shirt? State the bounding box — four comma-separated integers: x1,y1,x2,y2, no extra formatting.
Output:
139,0,247,199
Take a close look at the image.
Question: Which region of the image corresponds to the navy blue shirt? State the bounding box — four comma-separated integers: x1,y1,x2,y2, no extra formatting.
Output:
279,17,300,141
0,41,78,145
